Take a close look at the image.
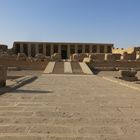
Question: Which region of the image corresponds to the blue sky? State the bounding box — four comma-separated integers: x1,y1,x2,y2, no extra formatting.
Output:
0,0,140,48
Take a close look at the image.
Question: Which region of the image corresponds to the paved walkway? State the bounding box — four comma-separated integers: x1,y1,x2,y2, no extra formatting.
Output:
0,74,140,139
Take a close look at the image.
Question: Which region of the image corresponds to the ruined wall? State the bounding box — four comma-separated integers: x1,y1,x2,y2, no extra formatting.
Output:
0,66,7,87
0,57,48,70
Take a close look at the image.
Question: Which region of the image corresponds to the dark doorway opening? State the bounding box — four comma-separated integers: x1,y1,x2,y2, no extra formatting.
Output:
61,50,67,59
78,50,82,54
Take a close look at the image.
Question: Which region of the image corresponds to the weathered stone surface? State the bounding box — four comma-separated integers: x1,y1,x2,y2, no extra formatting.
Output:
78,53,88,62
83,57,92,63
89,53,105,61
121,52,136,61
51,53,61,61
0,136,42,140
34,53,46,62
0,45,8,52
105,53,116,61
136,51,140,60
16,53,27,61
118,69,138,81
71,53,79,61
0,66,7,87
0,74,140,139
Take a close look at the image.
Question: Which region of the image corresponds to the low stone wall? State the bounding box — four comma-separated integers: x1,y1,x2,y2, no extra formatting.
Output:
0,58,48,70
89,53,105,61
121,52,136,61
0,66,7,87
88,60,140,71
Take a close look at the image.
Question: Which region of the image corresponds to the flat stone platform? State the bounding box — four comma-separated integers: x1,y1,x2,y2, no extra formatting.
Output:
0,74,140,139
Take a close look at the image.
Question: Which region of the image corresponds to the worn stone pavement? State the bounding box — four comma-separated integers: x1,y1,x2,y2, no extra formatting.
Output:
0,74,140,140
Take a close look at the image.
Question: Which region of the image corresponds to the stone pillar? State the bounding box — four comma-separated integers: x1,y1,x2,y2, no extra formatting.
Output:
67,44,70,59
75,44,78,53
58,44,61,54
82,44,85,53
97,45,100,53
90,45,92,53
43,44,46,56
28,44,31,57
20,44,24,53
35,44,39,55
50,44,54,56
104,45,108,53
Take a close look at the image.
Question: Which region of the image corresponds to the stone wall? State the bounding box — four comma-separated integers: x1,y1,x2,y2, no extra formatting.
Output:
0,45,8,52
0,66,7,87
0,57,48,70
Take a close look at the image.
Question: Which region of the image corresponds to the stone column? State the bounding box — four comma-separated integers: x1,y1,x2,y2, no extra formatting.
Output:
97,45,100,53
67,44,70,59
35,44,39,55
43,44,46,56
104,45,108,53
58,44,61,54
20,44,24,53
58,44,61,59
75,44,78,53
28,44,31,57
90,45,92,53
50,44,54,56
82,44,85,53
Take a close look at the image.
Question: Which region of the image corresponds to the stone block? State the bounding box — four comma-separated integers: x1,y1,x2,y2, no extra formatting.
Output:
35,53,45,61
89,53,105,61
83,57,92,63
78,53,88,62
0,66,7,87
113,54,121,60
51,53,61,61
136,51,140,60
105,53,116,61
118,69,138,81
121,52,136,61
16,53,27,61
72,53,79,61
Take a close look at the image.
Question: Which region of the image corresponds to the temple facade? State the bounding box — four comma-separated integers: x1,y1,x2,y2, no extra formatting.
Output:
13,41,113,59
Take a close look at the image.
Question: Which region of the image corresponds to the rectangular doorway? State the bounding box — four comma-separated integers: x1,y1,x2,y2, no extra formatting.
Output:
61,50,67,59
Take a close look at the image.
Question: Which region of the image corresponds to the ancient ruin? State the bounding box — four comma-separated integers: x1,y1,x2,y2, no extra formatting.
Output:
0,42,140,140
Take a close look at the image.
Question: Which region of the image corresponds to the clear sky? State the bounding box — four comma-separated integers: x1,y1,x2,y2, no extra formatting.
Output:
0,0,140,48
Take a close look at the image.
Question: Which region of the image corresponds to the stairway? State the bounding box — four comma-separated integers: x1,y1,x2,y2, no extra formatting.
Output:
53,62,64,74
43,61,93,75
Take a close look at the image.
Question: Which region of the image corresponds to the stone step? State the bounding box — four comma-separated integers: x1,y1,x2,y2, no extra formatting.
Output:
79,62,93,75
44,61,93,75
53,62,64,74
71,62,83,74
64,62,72,73
43,62,55,74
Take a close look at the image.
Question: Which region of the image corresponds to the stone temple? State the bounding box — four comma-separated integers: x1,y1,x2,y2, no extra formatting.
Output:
0,41,140,139
13,41,113,59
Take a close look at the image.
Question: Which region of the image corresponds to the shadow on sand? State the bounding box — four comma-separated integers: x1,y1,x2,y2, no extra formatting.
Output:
13,89,53,94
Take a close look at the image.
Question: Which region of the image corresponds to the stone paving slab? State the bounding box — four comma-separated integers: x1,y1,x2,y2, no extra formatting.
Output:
0,74,140,139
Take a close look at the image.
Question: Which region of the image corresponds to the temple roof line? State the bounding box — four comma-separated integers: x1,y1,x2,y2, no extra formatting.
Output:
13,41,114,46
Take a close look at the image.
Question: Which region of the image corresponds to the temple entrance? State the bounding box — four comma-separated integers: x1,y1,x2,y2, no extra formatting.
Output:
61,50,67,59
